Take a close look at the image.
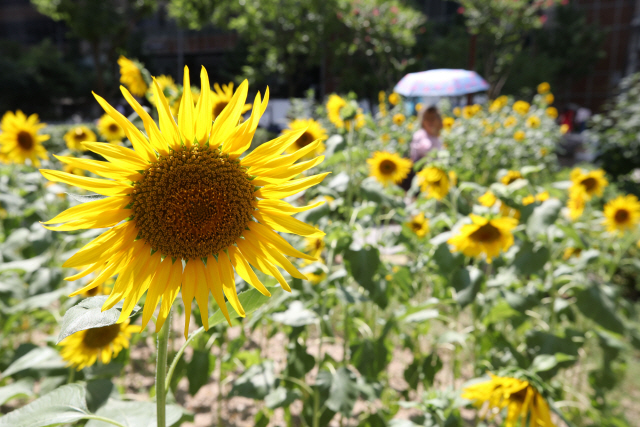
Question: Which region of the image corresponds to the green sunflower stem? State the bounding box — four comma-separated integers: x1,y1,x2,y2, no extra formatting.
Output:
156,309,172,427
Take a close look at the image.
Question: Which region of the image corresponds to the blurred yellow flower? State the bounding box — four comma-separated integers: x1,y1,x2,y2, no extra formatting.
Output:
463,104,481,119
367,151,412,186
63,164,85,177
536,191,550,202
381,133,390,143
211,82,252,120
499,203,521,220
489,95,508,113
537,82,551,94
407,212,429,237
448,215,518,263
449,170,458,186
146,75,178,107
453,107,461,117
526,116,541,128
513,100,530,115
417,166,450,200
462,373,556,427
97,113,126,142
514,130,526,142
415,102,424,113
560,124,569,134
546,106,558,119
0,110,49,167
64,126,96,151
545,93,554,104
388,92,401,105
378,91,386,103
442,117,455,131
393,113,406,125
504,116,517,127
522,195,536,206
563,247,582,260
478,191,497,207
501,170,523,185
117,56,147,97
603,195,640,233
570,168,608,200
282,118,327,157
568,191,586,220
305,236,325,260
540,147,548,156
59,320,139,370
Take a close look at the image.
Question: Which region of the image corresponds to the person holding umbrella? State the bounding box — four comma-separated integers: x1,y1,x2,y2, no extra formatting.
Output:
410,105,443,163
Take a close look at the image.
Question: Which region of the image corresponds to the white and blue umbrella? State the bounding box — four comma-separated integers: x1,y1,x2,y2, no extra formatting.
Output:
394,68,489,97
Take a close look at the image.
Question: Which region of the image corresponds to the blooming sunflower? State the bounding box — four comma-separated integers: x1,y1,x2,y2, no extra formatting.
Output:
59,319,139,370
393,113,406,126
417,166,450,200
64,126,97,151
462,373,556,427
442,117,455,131
211,82,252,120
281,118,327,157
388,92,401,105
41,67,327,337
97,114,126,142
489,95,508,113
453,107,461,117
546,107,558,119
513,130,525,142
146,75,178,107
305,235,325,260
526,116,541,128
603,195,640,233
448,215,518,263
462,105,481,119
327,94,364,130
407,212,429,237
513,101,530,115
478,191,497,207
118,56,148,98
567,191,586,221
537,82,551,94
504,116,517,128
0,110,49,166
569,168,608,200
501,170,523,186
367,151,412,187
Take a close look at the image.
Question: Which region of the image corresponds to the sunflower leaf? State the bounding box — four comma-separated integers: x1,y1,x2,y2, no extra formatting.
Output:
56,296,140,344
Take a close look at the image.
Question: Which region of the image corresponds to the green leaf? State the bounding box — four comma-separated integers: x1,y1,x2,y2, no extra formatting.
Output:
207,287,279,328
86,379,115,413
7,288,67,314
324,134,345,157
271,301,317,327
526,199,562,239
86,399,183,427
531,353,576,373
482,301,521,326
451,266,483,307
575,284,625,334
403,308,439,323
285,341,315,379
0,379,34,405
432,242,463,272
326,367,359,415
513,242,550,276
230,361,276,400
1,346,65,379
57,296,141,344
264,387,301,409
344,246,385,307
187,349,212,396
0,383,89,427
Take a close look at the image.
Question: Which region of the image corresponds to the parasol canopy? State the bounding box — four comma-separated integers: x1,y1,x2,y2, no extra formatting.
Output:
394,68,489,97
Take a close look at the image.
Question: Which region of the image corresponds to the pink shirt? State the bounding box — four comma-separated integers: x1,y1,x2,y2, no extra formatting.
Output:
410,129,442,162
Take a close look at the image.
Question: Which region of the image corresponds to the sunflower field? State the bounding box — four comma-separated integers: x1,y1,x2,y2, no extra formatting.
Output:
0,58,639,427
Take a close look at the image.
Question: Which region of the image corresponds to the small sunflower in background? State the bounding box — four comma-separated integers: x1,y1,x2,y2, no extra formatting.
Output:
567,191,586,221
388,92,401,106
513,100,530,115
501,170,523,185
448,215,518,263
406,213,429,237
603,195,640,233
546,106,558,119
97,114,126,142
563,247,582,260
462,373,555,427
63,164,85,177
0,110,49,166
560,124,569,134
537,82,551,94
417,166,450,200
503,116,517,128
462,104,480,119
569,168,608,199
282,118,327,157
64,126,96,151
513,130,525,142
367,151,412,187
453,107,461,117
146,75,178,108
442,117,455,131
211,82,252,120
392,113,405,126
305,235,325,260
489,95,508,112
545,93,555,104
526,116,541,128
478,191,497,207
59,320,139,370
118,56,148,97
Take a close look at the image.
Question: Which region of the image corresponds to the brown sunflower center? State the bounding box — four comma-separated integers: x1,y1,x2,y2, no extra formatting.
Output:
295,132,315,149
108,123,119,133
411,221,422,231
74,129,87,141
469,222,501,243
83,324,121,349
85,284,100,297
581,177,597,192
131,146,255,260
505,175,520,185
17,131,34,150
213,101,228,118
379,159,397,175
510,387,529,403
614,209,630,224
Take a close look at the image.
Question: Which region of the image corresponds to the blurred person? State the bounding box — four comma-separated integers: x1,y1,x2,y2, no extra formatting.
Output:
410,106,443,162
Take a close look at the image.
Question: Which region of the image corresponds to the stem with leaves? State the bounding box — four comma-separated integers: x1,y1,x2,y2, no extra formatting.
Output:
156,309,171,427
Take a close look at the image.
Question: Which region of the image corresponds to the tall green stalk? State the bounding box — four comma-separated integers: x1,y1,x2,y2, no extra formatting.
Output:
156,309,171,427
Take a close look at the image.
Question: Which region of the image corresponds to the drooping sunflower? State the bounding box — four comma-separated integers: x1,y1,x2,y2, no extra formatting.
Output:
478,191,497,207
118,56,148,98
97,114,126,142
407,212,429,237
462,373,556,427
569,168,608,200
0,110,50,166
41,67,327,337
368,152,412,187
64,126,97,151
501,170,523,186
513,100,530,115
211,82,252,120
146,75,178,107
448,215,518,263
417,166,450,200
281,118,328,157
603,195,640,233
59,319,139,370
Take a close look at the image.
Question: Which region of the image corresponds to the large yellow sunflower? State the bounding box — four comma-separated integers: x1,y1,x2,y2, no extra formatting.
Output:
448,215,518,263
407,213,429,237
569,168,608,200
0,110,49,166
41,67,327,338
59,319,139,370
97,114,126,142
367,151,412,186
417,166,450,200
118,56,148,98
603,195,640,233
281,118,328,156
211,82,252,120
64,126,97,151
462,373,556,427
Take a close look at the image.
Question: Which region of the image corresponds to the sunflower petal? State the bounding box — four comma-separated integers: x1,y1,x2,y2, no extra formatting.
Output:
156,261,183,332
217,252,245,317
204,256,232,326
178,66,195,147
81,142,147,170
141,257,173,331
152,77,180,152
43,196,129,225
120,85,169,157
255,173,329,199
181,261,198,337
227,246,271,296
194,67,213,145
54,155,139,181
248,222,316,261
254,211,324,238
40,169,132,197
